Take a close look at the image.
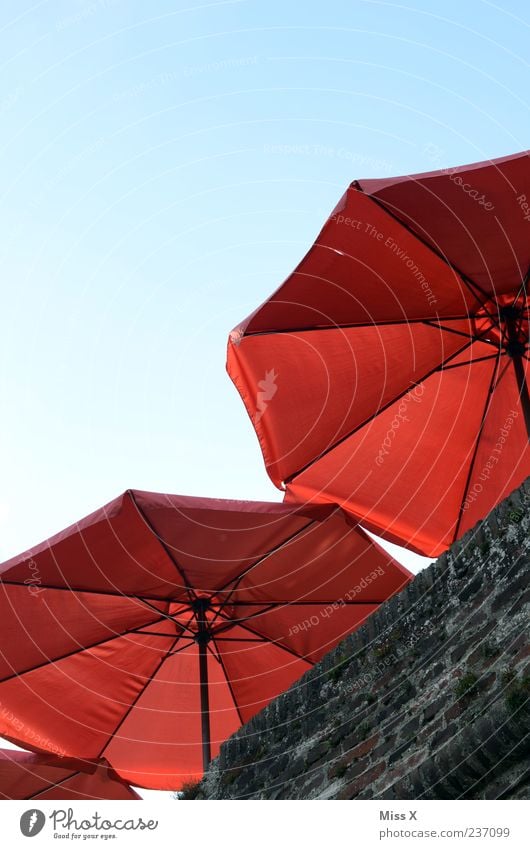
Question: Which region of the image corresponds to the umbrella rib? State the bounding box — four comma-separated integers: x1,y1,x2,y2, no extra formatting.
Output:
354,182,493,307
97,636,180,760
210,518,320,625
452,349,504,542
441,353,501,371
211,638,245,725
510,263,530,309
137,599,196,640
243,316,501,345
422,321,500,348
214,600,384,606
126,490,196,603
203,633,221,664
214,612,314,666
165,610,198,644
284,338,474,485
26,770,81,800
213,602,280,632
168,639,196,656
134,630,187,638
0,579,175,604
0,615,170,685
516,307,528,338
492,357,512,391
243,314,471,337
212,637,269,642
166,612,198,655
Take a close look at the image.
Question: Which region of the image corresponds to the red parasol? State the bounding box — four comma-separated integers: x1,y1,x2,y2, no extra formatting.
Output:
227,150,530,555
0,490,410,789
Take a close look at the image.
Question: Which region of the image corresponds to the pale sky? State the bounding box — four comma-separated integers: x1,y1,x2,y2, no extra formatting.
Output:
1,0,529,797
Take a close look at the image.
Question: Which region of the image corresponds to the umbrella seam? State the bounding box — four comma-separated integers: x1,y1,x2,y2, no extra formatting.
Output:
452,350,509,542
97,636,180,760
353,180,493,306
126,490,196,602
283,338,474,484
0,614,171,685
214,611,314,666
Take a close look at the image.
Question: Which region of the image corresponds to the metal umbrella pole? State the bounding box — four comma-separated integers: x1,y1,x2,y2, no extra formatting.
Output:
194,599,212,771
504,306,530,440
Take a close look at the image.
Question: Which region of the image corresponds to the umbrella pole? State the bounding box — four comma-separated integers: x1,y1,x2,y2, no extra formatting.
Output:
505,311,530,440
512,353,530,440
196,601,212,772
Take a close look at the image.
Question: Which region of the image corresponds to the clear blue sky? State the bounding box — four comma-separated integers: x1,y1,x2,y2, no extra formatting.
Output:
1,0,529,571
1,0,528,801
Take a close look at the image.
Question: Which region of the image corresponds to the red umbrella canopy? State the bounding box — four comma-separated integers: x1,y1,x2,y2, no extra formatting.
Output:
227,150,530,556
0,750,140,800
0,490,410,790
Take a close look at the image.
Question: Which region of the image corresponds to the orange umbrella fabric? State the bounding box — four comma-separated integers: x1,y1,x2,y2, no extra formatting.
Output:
0,750,140,800
227,150,530,556
0,490,410,789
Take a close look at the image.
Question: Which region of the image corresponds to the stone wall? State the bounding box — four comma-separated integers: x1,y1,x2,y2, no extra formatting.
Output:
194,481,530,800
